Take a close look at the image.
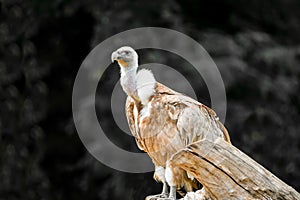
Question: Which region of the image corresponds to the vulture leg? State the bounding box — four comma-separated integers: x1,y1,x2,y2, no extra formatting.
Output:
153,166,177,200
157,164,177,200
145,182,169,200
147,184,176,200
155,186,176,200
162,181,169,195
168,186,176,199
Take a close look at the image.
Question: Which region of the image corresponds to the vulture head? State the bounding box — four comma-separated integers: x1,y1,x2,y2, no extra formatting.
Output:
111,46,138,68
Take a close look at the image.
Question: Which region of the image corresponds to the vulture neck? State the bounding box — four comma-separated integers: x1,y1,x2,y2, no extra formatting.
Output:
120,65,139,101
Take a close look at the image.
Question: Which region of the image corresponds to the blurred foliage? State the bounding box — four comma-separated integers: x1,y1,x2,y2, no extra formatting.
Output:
0,0,300,199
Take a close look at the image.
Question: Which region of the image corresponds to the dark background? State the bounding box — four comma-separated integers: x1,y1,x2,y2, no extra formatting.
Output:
1,0,300,199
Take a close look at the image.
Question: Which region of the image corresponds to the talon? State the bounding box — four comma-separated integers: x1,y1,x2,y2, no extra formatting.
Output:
146,193,168,200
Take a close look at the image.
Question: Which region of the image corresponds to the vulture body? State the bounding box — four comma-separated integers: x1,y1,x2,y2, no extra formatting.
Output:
111,46,231,200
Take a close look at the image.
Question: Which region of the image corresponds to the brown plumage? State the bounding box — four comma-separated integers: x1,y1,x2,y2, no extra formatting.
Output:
111,46,231,199
126,82,230,192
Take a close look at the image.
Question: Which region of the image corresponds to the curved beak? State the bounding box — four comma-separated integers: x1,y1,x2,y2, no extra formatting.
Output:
111,51,119,63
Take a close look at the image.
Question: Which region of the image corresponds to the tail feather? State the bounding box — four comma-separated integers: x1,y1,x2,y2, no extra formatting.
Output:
177,172,201,197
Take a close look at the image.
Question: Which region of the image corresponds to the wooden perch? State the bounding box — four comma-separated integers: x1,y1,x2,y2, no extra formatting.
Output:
167,138,300,200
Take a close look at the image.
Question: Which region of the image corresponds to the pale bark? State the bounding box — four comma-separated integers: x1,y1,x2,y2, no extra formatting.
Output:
168,138,300,200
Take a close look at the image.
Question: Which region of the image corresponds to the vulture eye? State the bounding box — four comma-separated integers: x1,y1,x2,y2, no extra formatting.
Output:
124,51,130,55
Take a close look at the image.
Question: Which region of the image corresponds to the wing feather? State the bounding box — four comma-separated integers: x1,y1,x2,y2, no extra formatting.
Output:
125,97,145,150
155,82,231,144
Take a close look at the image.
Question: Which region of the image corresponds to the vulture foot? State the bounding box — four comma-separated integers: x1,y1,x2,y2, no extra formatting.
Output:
146,193,169,200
